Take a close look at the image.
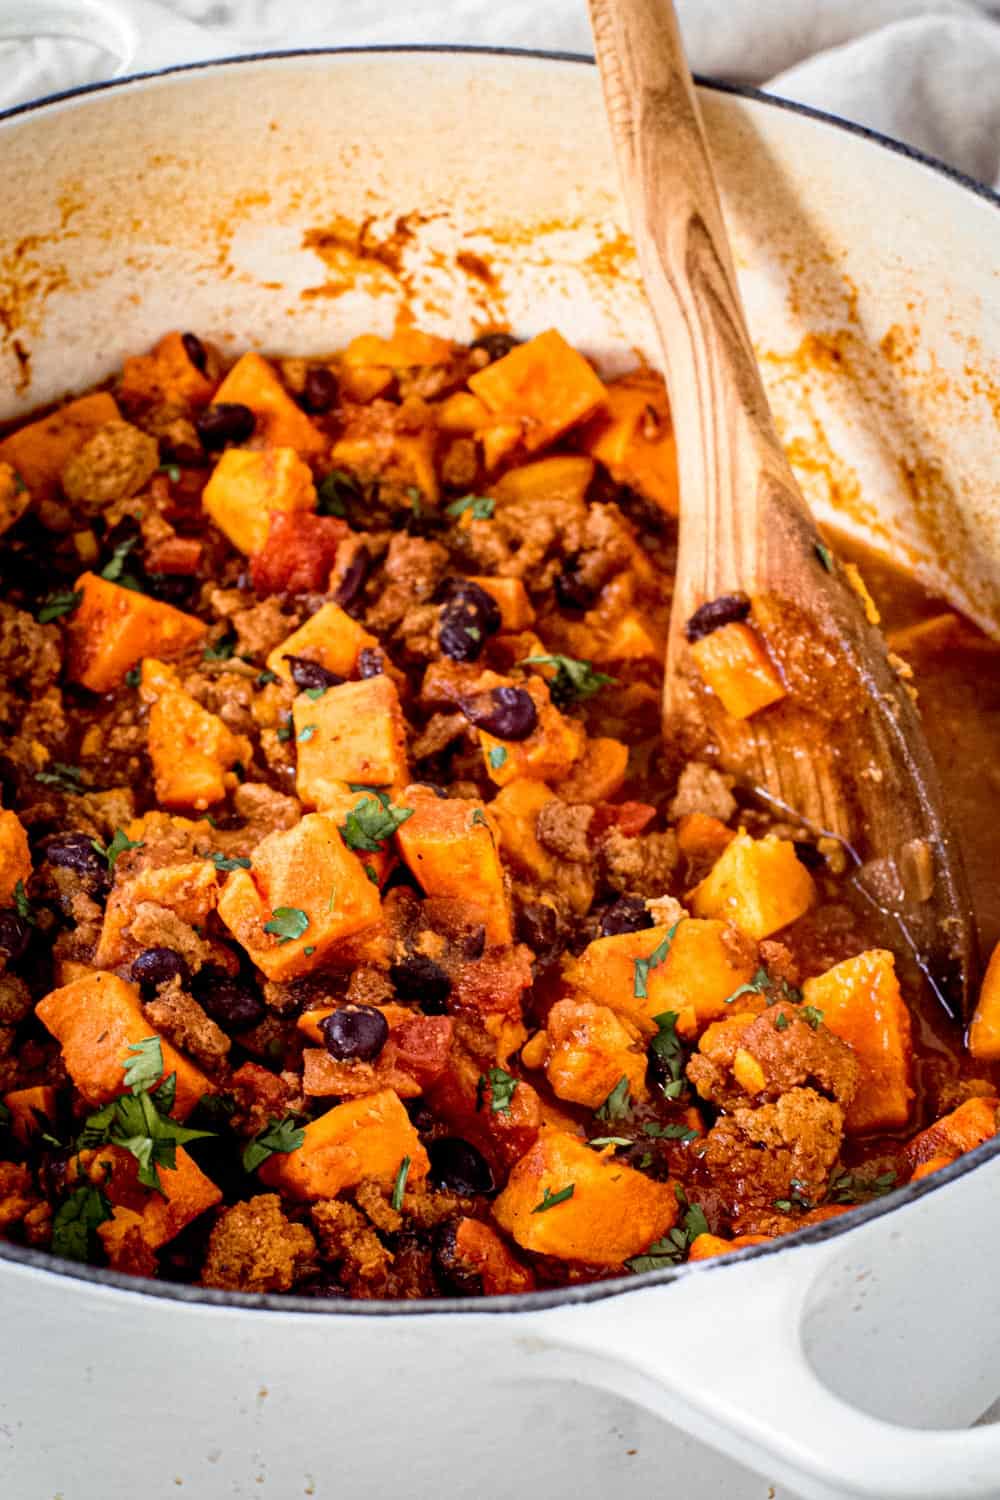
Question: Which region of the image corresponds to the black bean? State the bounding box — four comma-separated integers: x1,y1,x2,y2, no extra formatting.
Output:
42,832,108,889
428,1137,495,1196
793,839,825,870
102,513,142,554
516,901,559,954
300,366,337,414
357,647,385,679
684,593,751,643
0,911,31,962
459,685,537,741
193,967,265,1031
438,580,503,663
145,573,199,609
196,402,256,451
554,555,598,613
389,953,451,1014
284,655,345,693
320,1003,389,1063
333,545,372,613
181,331,208,373
131,946,190,993
599,895,654,938
433,1219,481,1296
470,332,520,363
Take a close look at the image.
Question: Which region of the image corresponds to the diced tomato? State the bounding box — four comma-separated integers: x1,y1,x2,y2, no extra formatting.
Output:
250,510,349,595
590,800,658,840
452,946,534,1018
391,1016,454,1089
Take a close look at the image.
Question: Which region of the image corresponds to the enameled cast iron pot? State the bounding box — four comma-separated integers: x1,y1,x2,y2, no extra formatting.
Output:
0,8,999,1498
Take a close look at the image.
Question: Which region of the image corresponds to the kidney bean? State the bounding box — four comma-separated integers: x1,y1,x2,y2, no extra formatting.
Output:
320,1004,389,1063
357,647,385,679
195,403,256,450
470,332,520,363
599,895,653,937
554,554,598,613
459,685,537,741
428,1137,495,1196
181,332,208,373
389,953,452,1014
438,580,502,663
0,911,31,962
193,967,265,1031
284,656,345,693
684,593,751,643
333,545,372,613
131,946,191,994
300,366,337,414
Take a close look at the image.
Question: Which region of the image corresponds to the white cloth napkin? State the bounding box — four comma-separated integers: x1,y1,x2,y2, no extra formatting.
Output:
2,0,999,189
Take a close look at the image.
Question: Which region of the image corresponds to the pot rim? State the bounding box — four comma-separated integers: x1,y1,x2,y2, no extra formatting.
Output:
0,42,997,1313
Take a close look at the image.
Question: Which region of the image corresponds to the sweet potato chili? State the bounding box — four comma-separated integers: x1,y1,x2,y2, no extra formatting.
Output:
0,324,997,1297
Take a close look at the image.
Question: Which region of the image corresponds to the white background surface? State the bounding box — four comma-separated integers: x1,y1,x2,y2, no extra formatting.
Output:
2,0,1000,188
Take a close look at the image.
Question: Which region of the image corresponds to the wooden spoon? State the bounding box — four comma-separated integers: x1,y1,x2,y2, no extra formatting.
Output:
587,0,976,1019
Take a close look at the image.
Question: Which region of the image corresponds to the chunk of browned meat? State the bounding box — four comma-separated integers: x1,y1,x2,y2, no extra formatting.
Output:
310,1197,392,1293
60,420,159,510
366,534,450,635
668,761,736,823
201,1194,316,1292
741,1009,859,1105
144,982,231,1071
600,825,679,896
229,1061,293,1137
0,602,61,697
230,782,302,839
703,1087,846,1212
536,800,594,863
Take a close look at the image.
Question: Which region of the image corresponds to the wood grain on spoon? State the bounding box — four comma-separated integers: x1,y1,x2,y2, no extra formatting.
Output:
587,0,976,1019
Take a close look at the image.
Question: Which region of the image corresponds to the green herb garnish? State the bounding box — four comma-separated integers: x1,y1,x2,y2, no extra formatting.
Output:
826,1168,897,1204
242,1115,306,1174
633,921,679,1000
625,1187,709,1272
203,632,237,663
209,851,252,873
37,589,83,624
159,464,181,483
484,1066,518,1115
519,653,616,704
34,761,87,795
317,469,362,519
339,794,413,852
643,1121,698,1143
588,1136,632,1149
723,965,803,1008
297,724,318,743
446,494,495,521
649,1009,686,1100
596,1075,631,1122
91,827,143,871
99,534,139,585
122,1036,165,1095
256,668,279,687
79,1048,214,1194
12,880,33,925
815,543,834,573
800,1005,824,1030
392,1154,411,1211
276,721,293,743
488,745,508,770
263,907,310,944
50,1184,113,1263
531,1183,575,1214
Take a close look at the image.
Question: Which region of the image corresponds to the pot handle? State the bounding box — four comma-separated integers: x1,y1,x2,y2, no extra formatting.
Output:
534,1222,1000,1500
0,0,221,78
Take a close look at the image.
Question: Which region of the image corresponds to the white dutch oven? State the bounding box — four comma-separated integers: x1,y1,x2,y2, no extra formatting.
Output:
0,8,999,1499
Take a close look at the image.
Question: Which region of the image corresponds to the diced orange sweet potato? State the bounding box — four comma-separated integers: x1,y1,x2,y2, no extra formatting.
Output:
489,777,557,883
0,809,31,906
565,918,757,1036
437,391,490,433
911,1154,957,1182
217,811,382,981
0,462,29,536
493,1128,676,1265
302,1014,453,1099
969,942,1000,1062
580,370,679,515
689,832,815,940
468,330,608,453
2,1085,57,1145
555,737,629,803
88,1144,222,1263
493,454,595,507
594,609,661,663
293,676,410,807
265,602,378,685
120,330,216,411
338,365,395,403
395,785,511,945
543,998,648,1109
447,1216,536,1295
202,446,317,555
258,1087,428,1200
802,950,914,1132
688,1232,772,1262
902,1096,998,1175
342,327,454,368
95,858,219,968
35,972,211,1118
690,621,787,719
301,781,397,888
676,812,737,865
466,576,536,631
0,392,119,498
212,352,326,456
479,677,585,787
141,658,252,810
66,572,206,693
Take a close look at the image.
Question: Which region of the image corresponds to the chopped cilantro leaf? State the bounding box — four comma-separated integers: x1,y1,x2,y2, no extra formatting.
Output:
276,721,293,742
317,469,362,519
12,880,33,925
633,921,680,999
209,851,252,873
297,724,318,743
446,494,495,521
827,1167,897,1205
643,1121,698,1142
596,1075,631,1122
531,1183,575,1214
35,761,87,795
488,745,508,770
242,1114,306,1174
256,668,279,687
484,1066,518,1115
124,666,142,688
815,542,834,573
203,632,237,663
99,534,139,584
340,794,413,852
723,965,802,1008
470,808,488,828
519,653,616,704
158,463,181,483
774,1012,790,1031
264,907,310,944
649,1009,686,1100
123,1036,164,1095
304,686,327,701
800,1005,824,1030
391,1154,411,1211
37,589,82,624
91,827,143,871
50,1184,113,1263
79,1078,214,1194
363,863,379,885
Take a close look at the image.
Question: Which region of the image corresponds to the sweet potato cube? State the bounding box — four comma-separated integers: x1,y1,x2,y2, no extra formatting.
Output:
565,918,757,1036
911,1154,957,1181
95,858,219,968
0,392,119,498
91,1144,222,1263
265,602,377,685
395,785,511,945
676,812,736,865
0,809,31,906
2,1085,57,1145
302,1014,453,1099
969,942,1000,1062
301,781,397,889
342,327,454,367
490,777,557,883
65,572,206,693
217,811,382,980
903,1096,999,1175
688,1232,771,1261
690,621,787,719
543,999,648,1109
202,446,317,556
493,1129,676,1265
469,330,608,453
120,330,216,411
466,576,535,631
479,677,585,787
212,352,326,456
437,392,490,433
258,1087,428,1200
802,950,914,1132
580,371,679,515
555,737,629,803
35,972,211,1119
141,658,252,811
493,454,595,507
448,1216,536,1294
293,676,409,807
689,832,815,940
